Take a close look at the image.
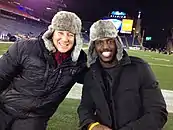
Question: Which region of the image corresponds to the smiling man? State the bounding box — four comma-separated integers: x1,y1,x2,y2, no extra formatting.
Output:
77,20,167,130
0,11,87,130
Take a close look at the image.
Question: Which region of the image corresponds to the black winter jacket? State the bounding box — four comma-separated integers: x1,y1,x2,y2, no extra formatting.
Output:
0,38,87,118
78,54,167,130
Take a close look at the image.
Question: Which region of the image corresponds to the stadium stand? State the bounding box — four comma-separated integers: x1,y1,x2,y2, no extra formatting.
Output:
0,17,46,36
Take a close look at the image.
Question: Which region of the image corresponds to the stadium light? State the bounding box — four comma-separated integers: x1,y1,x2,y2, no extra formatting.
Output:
138,11,141,19
13,1,21,5
46,7,52,10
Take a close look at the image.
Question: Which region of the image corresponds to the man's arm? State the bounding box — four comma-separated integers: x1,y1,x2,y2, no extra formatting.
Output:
77,49,88,84
0,42,22,92
118,63,168,130
77,66,89,84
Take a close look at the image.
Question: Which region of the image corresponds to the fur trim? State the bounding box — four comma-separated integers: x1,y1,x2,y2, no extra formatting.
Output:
88,20,124,65
42,11,83,62
42,25,56,53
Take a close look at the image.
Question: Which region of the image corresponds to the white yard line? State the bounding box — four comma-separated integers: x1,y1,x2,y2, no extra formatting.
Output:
143,55,151,57
152,57,170,62
0,41,14,44
149,63,173,67
161,90,173,113
82,47,88,50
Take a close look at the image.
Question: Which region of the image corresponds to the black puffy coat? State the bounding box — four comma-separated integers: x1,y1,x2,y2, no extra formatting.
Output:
78,54,167,130
0,38,87,118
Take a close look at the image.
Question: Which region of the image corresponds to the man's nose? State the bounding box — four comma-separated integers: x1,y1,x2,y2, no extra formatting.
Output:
61,34,69,43
102,42,109,49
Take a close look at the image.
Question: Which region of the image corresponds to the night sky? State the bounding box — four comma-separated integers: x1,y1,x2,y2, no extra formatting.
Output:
66,0,173,39
67,0,173,27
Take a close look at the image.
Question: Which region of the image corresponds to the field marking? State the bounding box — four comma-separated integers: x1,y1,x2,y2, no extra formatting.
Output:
149,63,173,67
82,47,88,50
0,50,7,52
0,41,14,44
143,55,151,57
152,57,170,62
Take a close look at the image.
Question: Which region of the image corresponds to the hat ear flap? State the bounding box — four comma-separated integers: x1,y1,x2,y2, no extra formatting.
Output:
71,34,83,62
115,36,124,61
88,41,98,65
42,25,56,52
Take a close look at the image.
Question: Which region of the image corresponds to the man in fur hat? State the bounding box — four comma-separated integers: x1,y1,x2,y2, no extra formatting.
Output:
0,11,87,130
77,20,167,130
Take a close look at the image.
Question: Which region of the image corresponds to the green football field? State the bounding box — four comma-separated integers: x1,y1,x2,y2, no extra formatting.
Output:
0,43,173,130
127,49,173,90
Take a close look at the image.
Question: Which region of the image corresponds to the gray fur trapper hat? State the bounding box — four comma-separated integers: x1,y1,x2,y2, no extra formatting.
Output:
42,11,83,62
88,20,124,65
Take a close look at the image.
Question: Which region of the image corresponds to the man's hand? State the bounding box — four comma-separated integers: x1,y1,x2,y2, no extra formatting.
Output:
91,124,112,130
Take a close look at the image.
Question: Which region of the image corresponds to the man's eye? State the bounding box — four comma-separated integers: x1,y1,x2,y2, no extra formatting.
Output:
95,42,102,46
69,34,74,37
108,39,114,44
58,32,63,35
